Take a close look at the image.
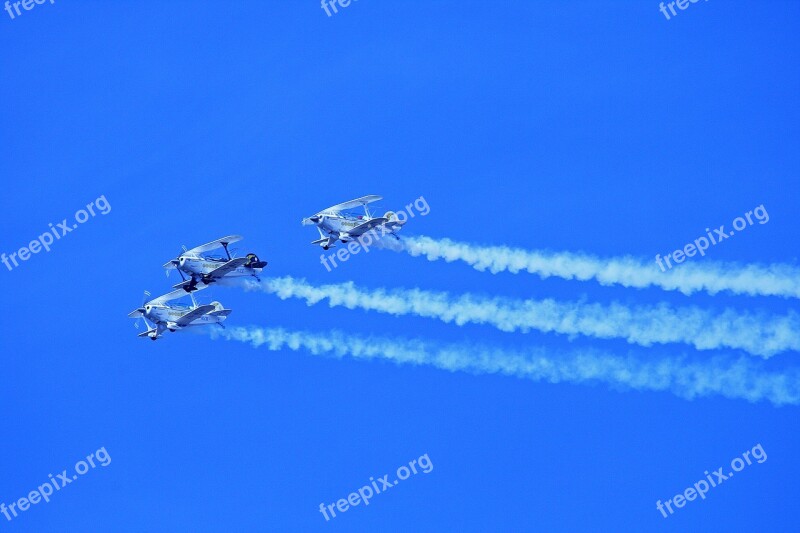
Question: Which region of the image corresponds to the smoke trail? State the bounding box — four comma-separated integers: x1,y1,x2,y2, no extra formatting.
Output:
241,277,800,358
212,326,800,406
377,235,800,300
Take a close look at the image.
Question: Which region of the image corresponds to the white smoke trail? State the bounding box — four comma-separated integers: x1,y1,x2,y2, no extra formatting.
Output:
377,235,800,300
241,278,800,358
211,325,800,406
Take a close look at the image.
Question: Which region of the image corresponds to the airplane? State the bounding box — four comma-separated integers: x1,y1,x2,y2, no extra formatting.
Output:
301,195,405,250
127,289,232,341
163,235,267,293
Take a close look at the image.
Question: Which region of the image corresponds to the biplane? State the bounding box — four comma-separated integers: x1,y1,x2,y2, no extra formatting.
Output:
127,289,232,340
163,235,267,292
301,195,405,249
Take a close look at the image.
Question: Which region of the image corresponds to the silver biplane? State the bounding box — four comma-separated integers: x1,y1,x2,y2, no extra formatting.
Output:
301,195,405,249
163,235,267,292
127,289,232,341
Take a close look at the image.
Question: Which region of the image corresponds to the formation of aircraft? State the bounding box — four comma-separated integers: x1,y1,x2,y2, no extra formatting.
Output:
131,196,407,340
130,235,265,340
302,195,405,249
127,289,232,341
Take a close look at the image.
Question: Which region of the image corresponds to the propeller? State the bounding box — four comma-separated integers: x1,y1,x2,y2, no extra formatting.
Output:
133,291,151,330
302,215,322,226
165,246,189,279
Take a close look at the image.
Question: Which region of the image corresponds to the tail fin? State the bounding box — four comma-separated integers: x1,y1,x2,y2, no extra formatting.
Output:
245,253,268,269
384,211,405,226
208,301,232,317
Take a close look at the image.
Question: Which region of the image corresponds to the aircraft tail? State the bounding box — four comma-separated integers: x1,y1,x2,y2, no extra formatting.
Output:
138,328,159,340
311,237,336,248
208,301,232,317
245,253,268,269
384,211,406,227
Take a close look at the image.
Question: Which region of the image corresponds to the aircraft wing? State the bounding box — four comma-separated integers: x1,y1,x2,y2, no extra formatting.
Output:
318,195,382,215
206,257,249,279
184,235,243,256
147,289,191,305
347,217,389,236
176,304,216,326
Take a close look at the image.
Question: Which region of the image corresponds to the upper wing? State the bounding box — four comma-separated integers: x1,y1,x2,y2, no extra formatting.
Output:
205,257,249,279
318,195,382,215
148,289,191,305
347,217,389,236
184,235,243,256
176,304,216,326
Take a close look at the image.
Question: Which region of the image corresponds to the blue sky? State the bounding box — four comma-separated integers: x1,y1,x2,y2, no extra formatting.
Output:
1,1,798,531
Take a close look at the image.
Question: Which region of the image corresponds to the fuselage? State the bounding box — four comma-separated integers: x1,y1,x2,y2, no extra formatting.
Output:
317,214,375,240
178,256,262,278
